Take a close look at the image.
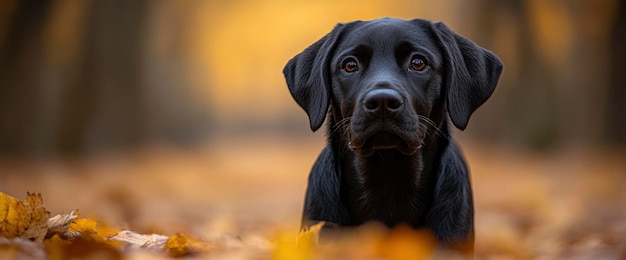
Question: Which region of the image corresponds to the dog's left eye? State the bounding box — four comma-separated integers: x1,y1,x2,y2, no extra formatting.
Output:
342,58,359,73
409,57,427,71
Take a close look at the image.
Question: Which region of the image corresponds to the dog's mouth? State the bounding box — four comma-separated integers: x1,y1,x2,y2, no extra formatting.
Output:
350,131,420,157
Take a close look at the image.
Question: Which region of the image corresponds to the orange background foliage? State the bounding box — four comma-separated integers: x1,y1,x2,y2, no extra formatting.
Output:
0,0,624,258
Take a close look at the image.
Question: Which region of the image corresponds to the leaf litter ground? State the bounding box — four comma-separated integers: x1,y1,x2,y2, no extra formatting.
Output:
0,134,624,259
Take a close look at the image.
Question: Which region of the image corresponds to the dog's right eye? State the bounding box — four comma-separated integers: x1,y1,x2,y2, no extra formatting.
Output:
342,59,359,73
409,56,427,71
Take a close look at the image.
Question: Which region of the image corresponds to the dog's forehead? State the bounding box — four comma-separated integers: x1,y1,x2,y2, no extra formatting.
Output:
339,19,437,51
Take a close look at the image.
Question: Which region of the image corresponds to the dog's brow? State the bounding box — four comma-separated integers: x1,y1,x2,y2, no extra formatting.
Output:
395,41,415,61
352,45,372,58
391,40,439,68
335,44,372,64
339,44,371,58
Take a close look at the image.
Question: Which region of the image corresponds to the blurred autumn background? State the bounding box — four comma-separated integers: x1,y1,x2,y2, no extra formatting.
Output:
0,0,624,258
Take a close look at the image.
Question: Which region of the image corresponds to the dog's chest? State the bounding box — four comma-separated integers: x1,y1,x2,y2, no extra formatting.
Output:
357,188,426,226
342,157,432,227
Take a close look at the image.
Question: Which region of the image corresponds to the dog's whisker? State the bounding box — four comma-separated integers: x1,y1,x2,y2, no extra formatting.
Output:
328,116,352,138
417,115,448,141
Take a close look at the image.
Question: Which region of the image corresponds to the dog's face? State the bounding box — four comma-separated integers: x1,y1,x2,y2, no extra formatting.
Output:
284,18,502,157
330,20,445,156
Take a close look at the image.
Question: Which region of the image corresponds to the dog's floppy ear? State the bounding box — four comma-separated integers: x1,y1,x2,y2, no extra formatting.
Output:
433,22,503,130
283,24,347,131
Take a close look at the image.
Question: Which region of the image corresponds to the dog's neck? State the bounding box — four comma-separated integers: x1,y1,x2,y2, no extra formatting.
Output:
328,111,450,227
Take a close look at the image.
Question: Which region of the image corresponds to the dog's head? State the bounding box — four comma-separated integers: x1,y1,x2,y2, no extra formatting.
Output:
284,18,502,157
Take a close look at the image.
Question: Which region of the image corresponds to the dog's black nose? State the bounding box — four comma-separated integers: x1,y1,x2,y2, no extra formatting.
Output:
363,88,403,115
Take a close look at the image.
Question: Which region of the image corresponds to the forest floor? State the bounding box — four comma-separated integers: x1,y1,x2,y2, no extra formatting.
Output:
1,134,625,259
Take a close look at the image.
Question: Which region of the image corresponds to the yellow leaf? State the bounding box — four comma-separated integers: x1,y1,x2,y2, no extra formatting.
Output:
272,222,324,260
376,225,436,260
165,232,214,257
46,234,69,244
68,218,123,247
0,192,32,238
68,218,97,234
69,218,119,237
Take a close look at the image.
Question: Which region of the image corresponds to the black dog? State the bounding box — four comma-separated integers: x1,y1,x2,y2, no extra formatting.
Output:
283,18,502,251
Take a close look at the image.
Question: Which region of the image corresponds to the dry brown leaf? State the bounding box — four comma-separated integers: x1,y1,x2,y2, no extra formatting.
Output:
165,233,215,257
22,193,51,243
1,192,228,258
109,230,168,251
47,210,80,238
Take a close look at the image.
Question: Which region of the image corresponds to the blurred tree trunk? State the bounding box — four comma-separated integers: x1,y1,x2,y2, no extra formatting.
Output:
56,0,149,154
606,1,626,146
0,1,54,156
470,0,559,150
471,0,618,150
0,0,212,158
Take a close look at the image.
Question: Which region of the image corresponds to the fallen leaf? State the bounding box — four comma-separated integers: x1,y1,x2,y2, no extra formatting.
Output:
110,230,168,251
47,236,122,260
376,225,436,260
0,192,40,239
272,222,324,260
47,210,80,238
68,218,123,247
22,193,51,243
165,233,215,257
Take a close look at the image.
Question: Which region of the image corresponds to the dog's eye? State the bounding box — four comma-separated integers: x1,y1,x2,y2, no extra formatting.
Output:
409,57,427,71
342,59,359,73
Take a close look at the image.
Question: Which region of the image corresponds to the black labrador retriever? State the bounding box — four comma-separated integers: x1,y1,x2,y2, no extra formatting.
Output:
283,18,502,251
